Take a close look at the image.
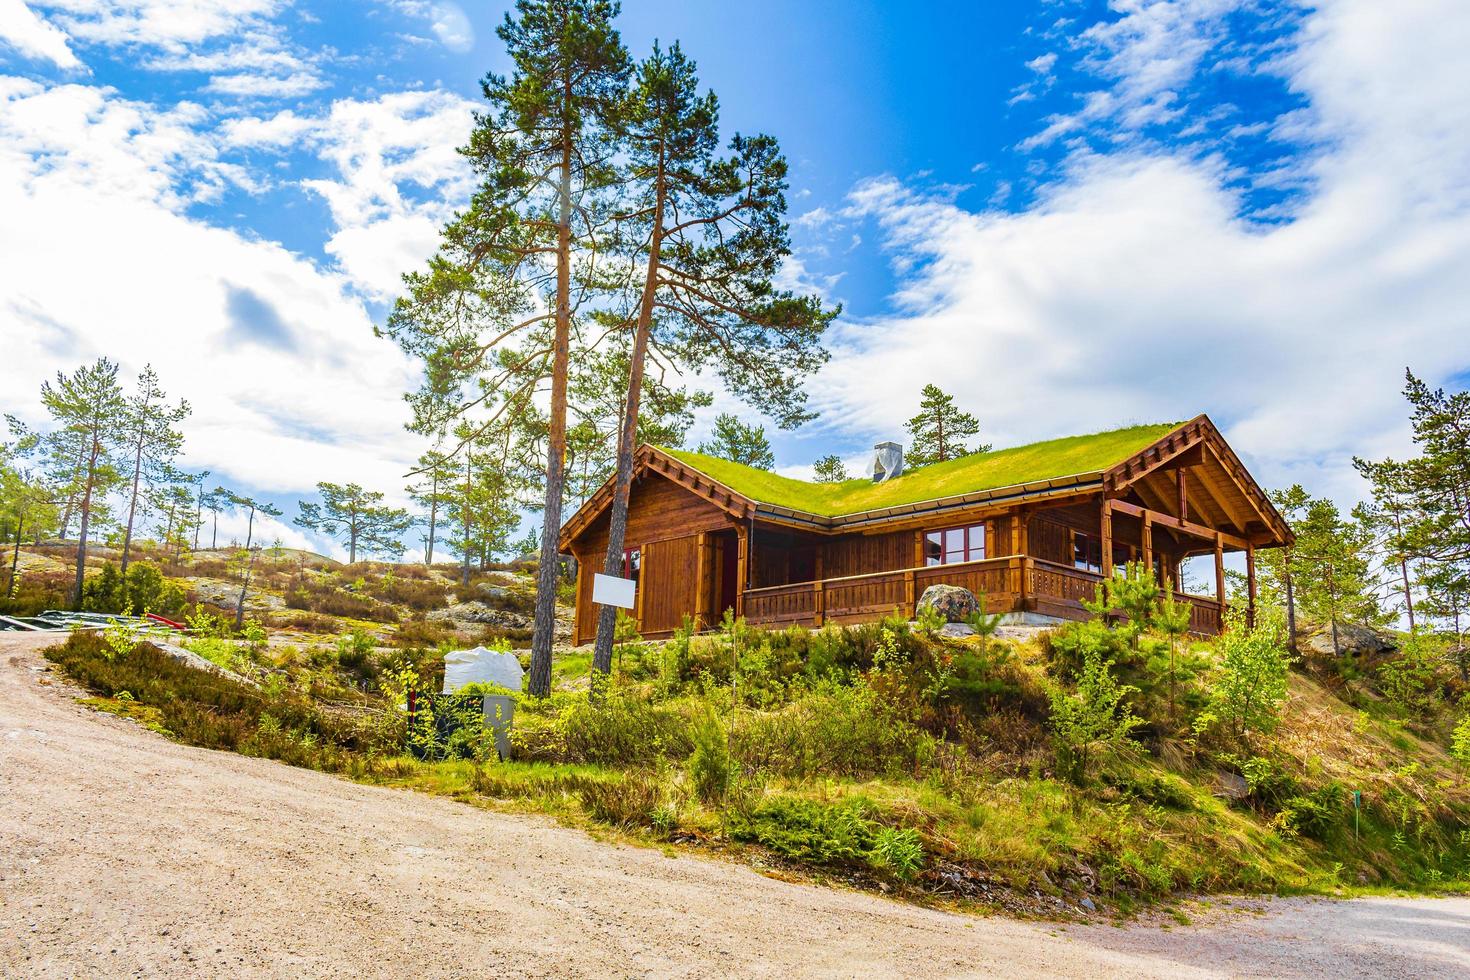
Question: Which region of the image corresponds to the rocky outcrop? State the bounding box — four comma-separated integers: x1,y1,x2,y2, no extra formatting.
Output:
917,584,979,623
1297,621,1398,660
429,601,530,630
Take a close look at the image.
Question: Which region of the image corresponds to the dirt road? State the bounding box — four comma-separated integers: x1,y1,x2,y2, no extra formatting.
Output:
2,631,1466,978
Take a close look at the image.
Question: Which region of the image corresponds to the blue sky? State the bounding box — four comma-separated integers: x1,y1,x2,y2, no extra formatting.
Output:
3,0,1469,559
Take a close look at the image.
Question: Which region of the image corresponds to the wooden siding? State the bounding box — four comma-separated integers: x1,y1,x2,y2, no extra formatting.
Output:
640,534,702,635
575,471,735,561
819,529,913,580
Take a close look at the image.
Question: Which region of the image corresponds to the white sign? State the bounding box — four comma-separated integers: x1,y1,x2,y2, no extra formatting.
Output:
592,572,637,609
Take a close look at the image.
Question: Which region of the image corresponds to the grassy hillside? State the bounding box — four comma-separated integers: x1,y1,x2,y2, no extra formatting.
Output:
1,540,565,652
41,577,1470,917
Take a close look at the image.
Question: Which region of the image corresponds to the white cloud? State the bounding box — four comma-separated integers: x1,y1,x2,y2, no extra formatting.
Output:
388,1,474,53
0,78,424,503
34,1,324,96
817,0,1470,504
37,0,284,48
0,0,80,68
229,90,478,299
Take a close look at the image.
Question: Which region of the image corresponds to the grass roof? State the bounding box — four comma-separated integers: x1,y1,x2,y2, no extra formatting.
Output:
663,421,1184,518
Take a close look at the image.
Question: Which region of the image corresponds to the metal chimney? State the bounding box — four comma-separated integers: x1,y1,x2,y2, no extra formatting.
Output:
871,442,904,483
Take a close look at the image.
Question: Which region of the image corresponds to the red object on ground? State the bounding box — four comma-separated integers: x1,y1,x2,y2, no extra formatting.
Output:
145,613,186,630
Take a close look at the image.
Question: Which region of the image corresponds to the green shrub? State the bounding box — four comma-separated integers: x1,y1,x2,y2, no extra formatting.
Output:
1274,785,1340,841
559,697,691,766
578,771,667,829
732,679,933,780
688,711,736,804
45,631,390,769
727,796,924,880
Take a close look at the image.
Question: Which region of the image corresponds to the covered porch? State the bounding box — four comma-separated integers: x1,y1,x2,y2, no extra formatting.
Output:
739,493,1258,638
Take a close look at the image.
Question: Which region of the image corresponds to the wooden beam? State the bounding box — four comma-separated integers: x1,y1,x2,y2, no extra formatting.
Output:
1109,498,1252,551
1177,468,1189,524
1101,498,1115,579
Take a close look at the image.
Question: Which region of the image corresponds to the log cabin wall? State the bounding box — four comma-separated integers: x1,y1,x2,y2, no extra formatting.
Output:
818,528,911,580
573,471,738,641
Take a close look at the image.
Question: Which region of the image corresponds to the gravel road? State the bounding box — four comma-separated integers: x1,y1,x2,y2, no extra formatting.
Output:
2,631,1467,978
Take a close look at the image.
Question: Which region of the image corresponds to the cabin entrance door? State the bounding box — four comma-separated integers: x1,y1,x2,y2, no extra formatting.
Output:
707,529,740,625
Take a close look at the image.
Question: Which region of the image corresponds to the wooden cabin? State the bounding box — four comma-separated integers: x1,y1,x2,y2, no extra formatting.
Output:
559,416,1292,642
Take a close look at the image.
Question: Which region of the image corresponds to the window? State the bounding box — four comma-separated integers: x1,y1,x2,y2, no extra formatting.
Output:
622,547,641,590
1072,532,1132,574
924,524,986,566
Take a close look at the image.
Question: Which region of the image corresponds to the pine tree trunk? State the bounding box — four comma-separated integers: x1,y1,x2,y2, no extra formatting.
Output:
71,434,101,609
527,137,574,699
426,470,438,566
211,509,219,550
119,428,145,579
1399,555,1415,631
461,456,472,588
1284,562,1298,654
592,163,666,686
8,511,23,599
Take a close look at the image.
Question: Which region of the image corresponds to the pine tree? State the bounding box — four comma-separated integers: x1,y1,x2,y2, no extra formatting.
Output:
295,483,413,563
1259,484,1312,653
384,0,629,697
38,359,127,608
408,448,456,566
698,413,774,469
588,41,835,683
117,364,190,579
903,384,989,468
1352,457,1422,629
1294,497,1384,658
812,454,848,483
226,491,282,629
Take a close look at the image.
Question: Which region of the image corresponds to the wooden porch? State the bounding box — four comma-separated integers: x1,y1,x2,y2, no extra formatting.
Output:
741,554,1226,637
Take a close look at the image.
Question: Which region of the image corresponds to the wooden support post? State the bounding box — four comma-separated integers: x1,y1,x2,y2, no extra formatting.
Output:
1141,513,1154,582
1246,542,1257,629
1214,531,1226,618
813,580,825,628
1101,498,1115,579
735,526,748,618
903,569,916,618
1177,468,1189,525
695,532,710,631
635,542,647,629
570,548,583,647
1017,510,1029,558
1017,555,1031,613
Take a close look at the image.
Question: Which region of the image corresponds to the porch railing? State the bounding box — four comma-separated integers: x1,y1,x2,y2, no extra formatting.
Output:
743,554,1224,636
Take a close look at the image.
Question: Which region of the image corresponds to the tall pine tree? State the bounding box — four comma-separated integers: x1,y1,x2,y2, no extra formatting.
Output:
588,42,834,680
385,0,629,696
904,384,989,468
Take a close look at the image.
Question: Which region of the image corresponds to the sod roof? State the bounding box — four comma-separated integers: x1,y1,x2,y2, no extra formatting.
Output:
663,421,1184,519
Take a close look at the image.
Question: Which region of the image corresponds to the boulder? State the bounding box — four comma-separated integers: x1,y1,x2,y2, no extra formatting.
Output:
1213,771,1249,802
939,622,976,639
1298,622,1398,660
917,584,979,623
429,601,531,630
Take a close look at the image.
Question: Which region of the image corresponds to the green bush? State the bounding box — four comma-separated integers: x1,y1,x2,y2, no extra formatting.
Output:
732,679,933,780
688,711,736,804
45,631,391,769
727,796,924,880
578,771,667,829
559,696,692,766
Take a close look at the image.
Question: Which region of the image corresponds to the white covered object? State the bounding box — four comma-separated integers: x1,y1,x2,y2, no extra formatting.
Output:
442,646,525,694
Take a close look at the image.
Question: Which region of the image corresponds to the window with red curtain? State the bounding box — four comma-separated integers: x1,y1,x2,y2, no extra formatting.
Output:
924,524,986,566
